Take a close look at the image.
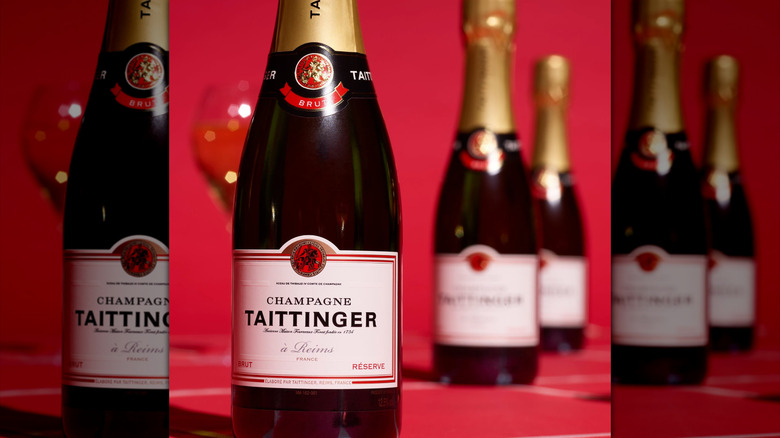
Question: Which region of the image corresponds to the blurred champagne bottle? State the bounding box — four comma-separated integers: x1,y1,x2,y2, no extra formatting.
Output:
62,0,169,436
531,55,588,353
434,0,539,385
611,0,709,384
701,55,756,352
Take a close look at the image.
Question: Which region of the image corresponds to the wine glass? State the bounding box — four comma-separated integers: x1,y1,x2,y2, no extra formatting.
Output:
20,81,87,217
191,80,257,217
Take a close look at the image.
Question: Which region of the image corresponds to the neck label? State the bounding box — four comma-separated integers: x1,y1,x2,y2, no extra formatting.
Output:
531,168,574,201
453,130,519,174
260,43,375,117
97,43,169,113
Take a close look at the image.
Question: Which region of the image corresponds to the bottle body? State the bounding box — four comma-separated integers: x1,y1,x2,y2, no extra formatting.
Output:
611,0,708,385
701,56,755,352
704,172,755,352
531,55,587,352
612,131,708,384
61,1,169,436
231,2,401,437
533,169,586,352
434,131,538,384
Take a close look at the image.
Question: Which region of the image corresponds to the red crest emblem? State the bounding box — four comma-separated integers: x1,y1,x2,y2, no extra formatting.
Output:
467,130,498,159
291,241,327,277
295,53,334,90
121,241,157,277
126,53,164,90
631,129,674,172
635,252,661,272
467,252,490,272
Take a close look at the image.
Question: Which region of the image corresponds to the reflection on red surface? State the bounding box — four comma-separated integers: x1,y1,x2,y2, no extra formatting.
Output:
0,332,611,437
614,349,780,437
3,332,780,437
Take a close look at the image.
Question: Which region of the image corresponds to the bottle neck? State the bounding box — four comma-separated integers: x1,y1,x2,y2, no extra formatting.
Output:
628,40,683,133
272,0,364,53
102,0,168,52
457,5,515,134
532,99,570,172
704,101,739,172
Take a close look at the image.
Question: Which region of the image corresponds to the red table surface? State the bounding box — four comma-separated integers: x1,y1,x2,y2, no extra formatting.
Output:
2,331,779,438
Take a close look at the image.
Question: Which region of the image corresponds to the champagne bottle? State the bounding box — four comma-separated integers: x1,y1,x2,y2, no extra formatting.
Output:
231,1,401,436
62,0,169,436
531,55,587,352
701,56,755,352
433,0,538,385
612,0,708,384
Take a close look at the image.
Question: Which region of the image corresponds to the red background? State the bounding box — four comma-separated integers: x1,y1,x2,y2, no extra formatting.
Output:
0,0,611,342
612,0,780,349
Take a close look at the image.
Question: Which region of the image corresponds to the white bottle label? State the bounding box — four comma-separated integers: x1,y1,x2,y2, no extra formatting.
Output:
232,236,399,390
539,251,587,327
708,252,755,327
434,245,538,347
63,236,169,390
612,245,707,347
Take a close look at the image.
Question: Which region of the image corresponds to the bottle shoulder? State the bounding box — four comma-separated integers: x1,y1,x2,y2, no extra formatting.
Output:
612,130,707,255
434,144,535,254
233,99,400,252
